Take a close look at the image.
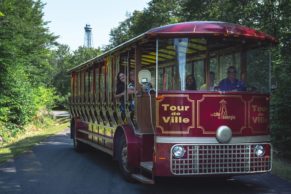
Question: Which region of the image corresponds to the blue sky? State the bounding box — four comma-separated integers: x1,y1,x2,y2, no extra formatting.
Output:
43,0,150,50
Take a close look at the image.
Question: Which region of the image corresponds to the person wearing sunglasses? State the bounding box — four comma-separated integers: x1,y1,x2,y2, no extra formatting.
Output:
218,66,246,91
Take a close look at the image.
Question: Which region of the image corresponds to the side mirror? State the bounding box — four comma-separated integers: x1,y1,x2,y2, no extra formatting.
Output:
138,69,153,93
138,69,151,84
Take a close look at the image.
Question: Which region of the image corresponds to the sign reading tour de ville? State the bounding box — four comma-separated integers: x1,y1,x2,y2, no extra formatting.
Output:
249,96,269,133
157,94,195,134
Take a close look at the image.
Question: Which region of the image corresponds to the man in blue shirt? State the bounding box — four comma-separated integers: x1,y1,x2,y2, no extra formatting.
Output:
219,66,246,91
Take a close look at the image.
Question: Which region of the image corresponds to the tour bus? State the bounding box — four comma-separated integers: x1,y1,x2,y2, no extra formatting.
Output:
68,21,277,184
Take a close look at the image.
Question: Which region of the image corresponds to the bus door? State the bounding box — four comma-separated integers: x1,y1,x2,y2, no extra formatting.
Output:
135,69,156,134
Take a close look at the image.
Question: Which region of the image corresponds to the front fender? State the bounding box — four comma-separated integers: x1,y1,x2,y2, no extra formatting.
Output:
114,125,141,169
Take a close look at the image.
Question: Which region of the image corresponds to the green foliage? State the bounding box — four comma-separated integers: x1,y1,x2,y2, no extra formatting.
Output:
109,0,181,48
0,0,101,142
0,0,57,141
49,45,101,97
70,46,101,66
53,93,70,110
271,32,291,158
1,65,34,126
32,86,58,111
49,44,72,96
0,123,22,143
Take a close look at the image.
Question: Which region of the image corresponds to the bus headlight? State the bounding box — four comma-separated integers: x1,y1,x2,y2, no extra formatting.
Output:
172,145,186,159
254,145,265,157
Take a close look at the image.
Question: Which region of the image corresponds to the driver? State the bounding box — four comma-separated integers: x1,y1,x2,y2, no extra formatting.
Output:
218,66,246,91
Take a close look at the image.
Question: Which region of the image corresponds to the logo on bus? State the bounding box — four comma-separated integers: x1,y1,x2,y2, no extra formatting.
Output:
211,99,236,120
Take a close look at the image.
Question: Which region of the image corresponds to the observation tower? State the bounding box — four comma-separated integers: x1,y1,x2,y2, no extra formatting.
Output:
84,24,93,48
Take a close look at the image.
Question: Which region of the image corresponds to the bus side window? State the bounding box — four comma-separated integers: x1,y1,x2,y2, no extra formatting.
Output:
194,60,204,90
128,69,135,111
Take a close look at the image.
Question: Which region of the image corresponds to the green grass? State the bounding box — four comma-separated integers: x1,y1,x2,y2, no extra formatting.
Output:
0,118,69,164
272,156,291,182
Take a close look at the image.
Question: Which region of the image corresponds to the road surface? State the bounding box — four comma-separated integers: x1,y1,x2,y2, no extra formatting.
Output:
1,128,291,194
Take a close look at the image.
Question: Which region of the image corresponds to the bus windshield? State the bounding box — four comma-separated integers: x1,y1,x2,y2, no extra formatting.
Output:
157,38,271,93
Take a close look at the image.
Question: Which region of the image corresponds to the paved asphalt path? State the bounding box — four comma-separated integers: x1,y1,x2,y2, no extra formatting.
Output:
1,128,291,194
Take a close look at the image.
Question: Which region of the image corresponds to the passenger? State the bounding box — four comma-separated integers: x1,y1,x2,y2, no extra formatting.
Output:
200,71,215,91
128,70,135,111
186,75,197,90
142,81,153,93
218,66,246,91
115,72,126,115
128,70,135,93
139,70,153,93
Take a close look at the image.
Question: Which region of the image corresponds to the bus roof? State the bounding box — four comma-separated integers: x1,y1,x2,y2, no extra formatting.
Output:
68,21,277,72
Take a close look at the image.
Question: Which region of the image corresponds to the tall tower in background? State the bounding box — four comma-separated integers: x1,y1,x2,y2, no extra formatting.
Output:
84,24,93,48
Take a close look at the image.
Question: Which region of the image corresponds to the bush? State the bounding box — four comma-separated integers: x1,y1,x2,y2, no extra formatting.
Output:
32,86,58,111
0,67,58,142
53,93,70,110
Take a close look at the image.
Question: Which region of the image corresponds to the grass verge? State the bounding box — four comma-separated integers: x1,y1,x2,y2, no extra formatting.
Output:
272,156,291,183
0,117,69,164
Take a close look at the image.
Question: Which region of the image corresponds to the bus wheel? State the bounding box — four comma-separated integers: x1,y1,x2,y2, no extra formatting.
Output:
117,134,135,182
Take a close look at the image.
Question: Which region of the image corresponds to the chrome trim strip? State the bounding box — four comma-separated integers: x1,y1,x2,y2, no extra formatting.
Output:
156,135,271,144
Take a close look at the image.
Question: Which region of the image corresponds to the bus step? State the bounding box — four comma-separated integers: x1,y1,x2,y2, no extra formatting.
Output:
140,161,153,173
131,173,154,184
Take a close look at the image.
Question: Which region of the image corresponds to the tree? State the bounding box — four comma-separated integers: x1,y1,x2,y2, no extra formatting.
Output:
49,44,72,96
268,0,291,158
0,0,57,139
49,45,101,97
108,0,182,47
70,46,101,67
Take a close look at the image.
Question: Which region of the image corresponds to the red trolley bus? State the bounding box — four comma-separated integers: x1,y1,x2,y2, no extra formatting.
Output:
68,21,277,184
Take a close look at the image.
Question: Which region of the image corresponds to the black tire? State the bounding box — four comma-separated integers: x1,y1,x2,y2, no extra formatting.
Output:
117,134,135,182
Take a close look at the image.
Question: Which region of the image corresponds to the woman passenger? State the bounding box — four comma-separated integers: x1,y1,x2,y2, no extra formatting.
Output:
115,72,126,114
186,75,197,90
128,70,135,111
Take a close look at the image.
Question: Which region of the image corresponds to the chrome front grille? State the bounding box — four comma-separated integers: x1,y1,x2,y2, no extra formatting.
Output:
171,144,271,175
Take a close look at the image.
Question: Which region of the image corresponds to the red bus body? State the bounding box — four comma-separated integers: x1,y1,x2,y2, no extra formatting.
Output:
68,21,277,183
154,92,270,176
